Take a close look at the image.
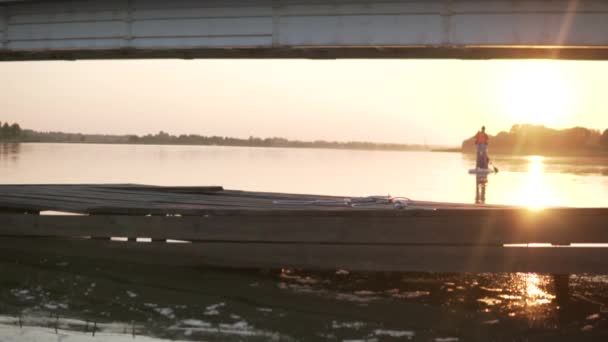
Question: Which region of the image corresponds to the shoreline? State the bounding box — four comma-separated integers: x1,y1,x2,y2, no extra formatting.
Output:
433,148,608,158
3,141,608,157
0,140,436,153
427,148,608,156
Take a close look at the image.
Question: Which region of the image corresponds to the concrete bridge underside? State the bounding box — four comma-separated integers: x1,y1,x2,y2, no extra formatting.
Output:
2,0,608,60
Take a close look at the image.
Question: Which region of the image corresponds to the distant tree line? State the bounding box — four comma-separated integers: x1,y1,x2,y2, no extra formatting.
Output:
603,128,608,149
2,123,428,151
126,131,427,151
463,124,608,155
9,121,608,155
0,121,22,140
19,129,129,144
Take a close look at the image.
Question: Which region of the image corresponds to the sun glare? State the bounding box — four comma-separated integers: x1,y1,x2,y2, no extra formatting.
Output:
499,61,575,127
511,156,560,210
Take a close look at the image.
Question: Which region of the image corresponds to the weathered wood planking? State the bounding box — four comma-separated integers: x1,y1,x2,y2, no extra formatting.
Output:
1,208,607,244
1,237,607,274
3,185,226,202
0,184,503,214
0,187,314,213
1,184,607,273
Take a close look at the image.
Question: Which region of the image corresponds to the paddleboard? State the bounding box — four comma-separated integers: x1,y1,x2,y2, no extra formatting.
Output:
468,168,494,175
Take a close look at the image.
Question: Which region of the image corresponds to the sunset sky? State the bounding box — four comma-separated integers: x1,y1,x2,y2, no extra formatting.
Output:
1,59,607,146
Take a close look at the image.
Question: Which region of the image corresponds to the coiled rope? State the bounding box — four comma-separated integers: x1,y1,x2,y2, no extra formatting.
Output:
272,195,434,210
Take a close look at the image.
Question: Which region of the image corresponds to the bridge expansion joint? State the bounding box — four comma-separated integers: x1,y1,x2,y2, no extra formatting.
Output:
272,0,281,47
124,0,134,46
440,0,453,46
0,5,8,49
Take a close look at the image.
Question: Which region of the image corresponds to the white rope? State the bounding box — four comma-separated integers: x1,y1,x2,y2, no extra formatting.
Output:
272,195,435,210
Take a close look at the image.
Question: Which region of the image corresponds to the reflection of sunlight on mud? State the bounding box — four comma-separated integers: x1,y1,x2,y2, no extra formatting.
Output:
277,269,432,303
278,270,560,319
522,273,556,306
5,262,608,341
475,273,558,323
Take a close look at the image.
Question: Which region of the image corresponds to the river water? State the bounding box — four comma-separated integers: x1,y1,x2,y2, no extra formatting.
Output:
0,143,607,341
1,143,607,207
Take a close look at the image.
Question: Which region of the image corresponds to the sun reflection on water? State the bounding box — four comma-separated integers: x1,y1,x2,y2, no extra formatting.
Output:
511,156,561,209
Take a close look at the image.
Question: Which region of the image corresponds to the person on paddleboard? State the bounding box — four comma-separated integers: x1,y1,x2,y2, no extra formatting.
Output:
474,126,489,169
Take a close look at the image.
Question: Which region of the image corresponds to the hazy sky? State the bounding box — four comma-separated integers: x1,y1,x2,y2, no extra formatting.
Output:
1,59,607,146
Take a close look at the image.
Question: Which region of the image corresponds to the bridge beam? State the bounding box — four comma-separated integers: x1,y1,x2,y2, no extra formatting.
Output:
1,0,608,61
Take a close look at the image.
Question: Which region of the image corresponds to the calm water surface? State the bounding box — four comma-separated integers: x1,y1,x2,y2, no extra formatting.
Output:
1,143,607,207
1,143,607,341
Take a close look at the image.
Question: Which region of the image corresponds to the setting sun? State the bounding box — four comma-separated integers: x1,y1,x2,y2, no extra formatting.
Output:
499,61,576,127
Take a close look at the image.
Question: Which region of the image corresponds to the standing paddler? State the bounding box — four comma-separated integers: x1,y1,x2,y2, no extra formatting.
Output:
474,126,489,169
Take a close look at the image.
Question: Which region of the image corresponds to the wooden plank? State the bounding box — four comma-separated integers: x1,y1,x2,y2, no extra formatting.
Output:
0,198,88,213
221,189,509,209
105,185,224,193
0,184,605,216
0,186,344,211
0,184,224,194
0,191,209,212
0,184,468,209
0,187,251,212
0,184,225,197
0,184,501,212
4,186,327,207
1,210,607,244
0,192,135,206
1,237,607,273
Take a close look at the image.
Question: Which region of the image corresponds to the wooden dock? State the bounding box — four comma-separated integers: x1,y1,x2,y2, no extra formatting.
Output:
1,184,607,273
